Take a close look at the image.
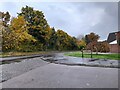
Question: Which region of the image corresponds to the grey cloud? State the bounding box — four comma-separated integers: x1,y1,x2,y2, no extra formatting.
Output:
0,2,118,40
88,2,118,39
68,2,118,39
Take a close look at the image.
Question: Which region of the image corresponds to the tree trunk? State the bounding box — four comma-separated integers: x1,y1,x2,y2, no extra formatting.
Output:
81,49,84,58
94,46,98,55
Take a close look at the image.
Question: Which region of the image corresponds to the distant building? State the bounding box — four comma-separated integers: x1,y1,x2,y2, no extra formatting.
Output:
107,31,120,53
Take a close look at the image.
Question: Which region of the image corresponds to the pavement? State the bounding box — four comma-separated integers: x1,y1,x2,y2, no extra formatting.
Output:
0,53,119,88
0,54,42,61
43,53,119,68
2,63,118,88
1,57,50,83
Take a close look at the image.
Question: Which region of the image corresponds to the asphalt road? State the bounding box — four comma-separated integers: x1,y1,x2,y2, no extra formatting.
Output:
2,60,118,88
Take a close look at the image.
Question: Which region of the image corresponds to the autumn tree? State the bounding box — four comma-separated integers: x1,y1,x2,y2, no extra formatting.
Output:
85,32,100,57
97,41,110,52
55,30,67,50
9,16,36,51
77,39,86,50
76,36,86,57
0,11,11,51
0,11,10,26
55,30,78,51
85,32,99,44
18,6,49,50
48,27,57,50
1,6,84,52
69,37,78,50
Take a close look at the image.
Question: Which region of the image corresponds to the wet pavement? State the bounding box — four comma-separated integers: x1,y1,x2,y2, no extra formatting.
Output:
2,63,118,88
0,52,119,83
42,53,119,68
1,57,50,83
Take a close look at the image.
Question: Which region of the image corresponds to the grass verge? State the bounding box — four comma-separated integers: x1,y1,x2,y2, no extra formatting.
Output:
65,51,120,60
0,51,54,58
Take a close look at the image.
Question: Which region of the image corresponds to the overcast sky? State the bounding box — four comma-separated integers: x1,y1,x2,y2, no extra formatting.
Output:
0,2,118,40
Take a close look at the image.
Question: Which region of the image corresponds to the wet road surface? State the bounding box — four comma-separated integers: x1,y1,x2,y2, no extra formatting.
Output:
1,52,119,88
2,63,118,88
42,53,119,68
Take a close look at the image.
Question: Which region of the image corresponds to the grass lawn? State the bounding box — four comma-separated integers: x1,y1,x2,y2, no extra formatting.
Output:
65,51,120,60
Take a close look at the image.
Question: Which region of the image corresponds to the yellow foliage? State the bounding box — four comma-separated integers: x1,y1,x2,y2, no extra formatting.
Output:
77,40,86,47
10,16,36,42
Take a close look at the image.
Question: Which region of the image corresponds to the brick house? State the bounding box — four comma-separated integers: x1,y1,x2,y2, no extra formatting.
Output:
107,31,120,53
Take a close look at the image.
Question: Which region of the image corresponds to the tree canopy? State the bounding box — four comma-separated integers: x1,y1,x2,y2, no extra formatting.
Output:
1,6,110,53
1,6,79,52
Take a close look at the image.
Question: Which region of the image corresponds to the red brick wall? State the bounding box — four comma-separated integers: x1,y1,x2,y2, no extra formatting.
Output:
109,44,120,53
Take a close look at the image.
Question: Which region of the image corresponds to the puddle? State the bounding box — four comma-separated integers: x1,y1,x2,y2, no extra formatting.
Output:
89,59,99,62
